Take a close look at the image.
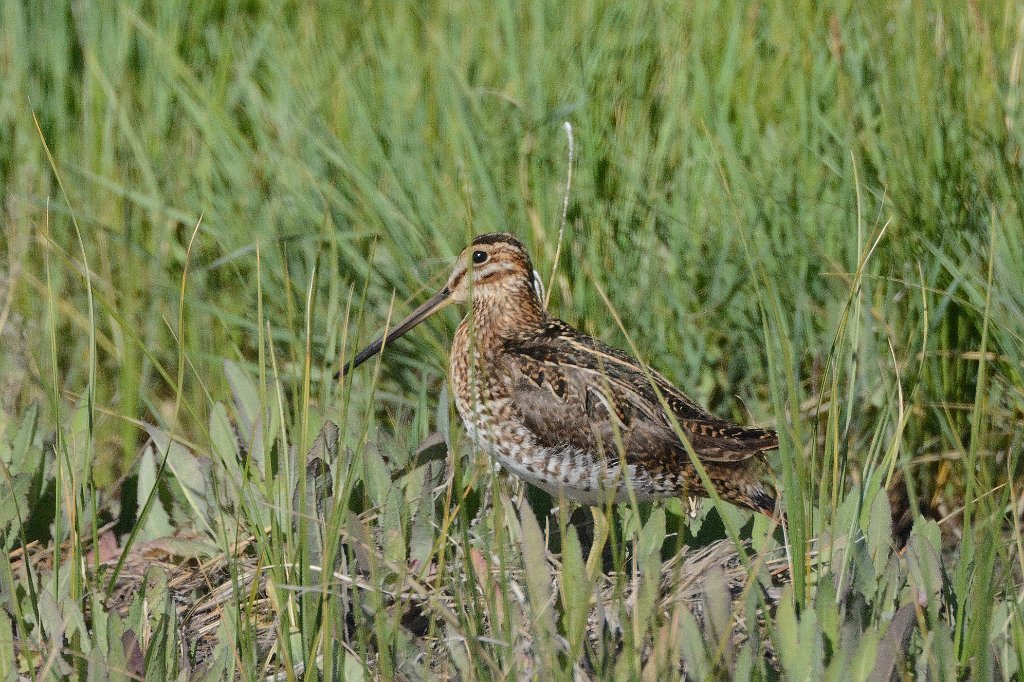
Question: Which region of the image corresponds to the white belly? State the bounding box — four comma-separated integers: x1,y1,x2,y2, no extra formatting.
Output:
454,392,676,504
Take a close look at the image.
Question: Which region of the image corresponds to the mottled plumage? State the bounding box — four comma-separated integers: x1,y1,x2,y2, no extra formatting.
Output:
346,233,780,517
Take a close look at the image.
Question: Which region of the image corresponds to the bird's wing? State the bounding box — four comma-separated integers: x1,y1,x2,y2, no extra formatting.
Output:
503,320,777,464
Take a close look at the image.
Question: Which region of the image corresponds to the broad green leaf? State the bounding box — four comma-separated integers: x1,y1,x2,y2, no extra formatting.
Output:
702,563,733,663
435,384,451,449
224,359,261,436
906,522,944,607
344,651,367,681
87,635,105,681
775,586,811,677
863,484,893,577
637,507,666,561
104,613,132,681
797,600,825,678
143,425,213,536
0,473,30,551
361,443,390,506
380,491,406,565
209,401,247,506
407,482,436,571
815,575,840,645
518,497,556,676
64,401,93,482
559,524,589,656
137,441,174,541
851,532,877,600
36,589,71,676
677,604,709,679
868,602,914,682
733,642,753,682
0,609,14,680
206,601,240,680
2,402,37,472
635,509,666,638
223,359,273,470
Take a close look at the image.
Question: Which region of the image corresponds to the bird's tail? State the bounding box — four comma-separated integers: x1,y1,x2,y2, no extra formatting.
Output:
749,484,786,527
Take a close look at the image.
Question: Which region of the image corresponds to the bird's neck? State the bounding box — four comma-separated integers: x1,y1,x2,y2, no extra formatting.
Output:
464,284,546,346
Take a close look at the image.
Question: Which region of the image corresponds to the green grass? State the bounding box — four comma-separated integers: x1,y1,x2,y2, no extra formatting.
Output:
2,0,1024,678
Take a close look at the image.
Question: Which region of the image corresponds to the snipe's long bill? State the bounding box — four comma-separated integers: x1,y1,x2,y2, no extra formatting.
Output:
346,233,781,517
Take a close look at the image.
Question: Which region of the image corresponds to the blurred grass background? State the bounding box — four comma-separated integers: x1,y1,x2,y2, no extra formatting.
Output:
2,0,1024,678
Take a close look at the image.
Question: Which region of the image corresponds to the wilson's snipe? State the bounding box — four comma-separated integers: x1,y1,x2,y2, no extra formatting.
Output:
346,233,780,517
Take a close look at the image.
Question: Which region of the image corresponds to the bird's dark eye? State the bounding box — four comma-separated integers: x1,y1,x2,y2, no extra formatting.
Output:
472,250,488,265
